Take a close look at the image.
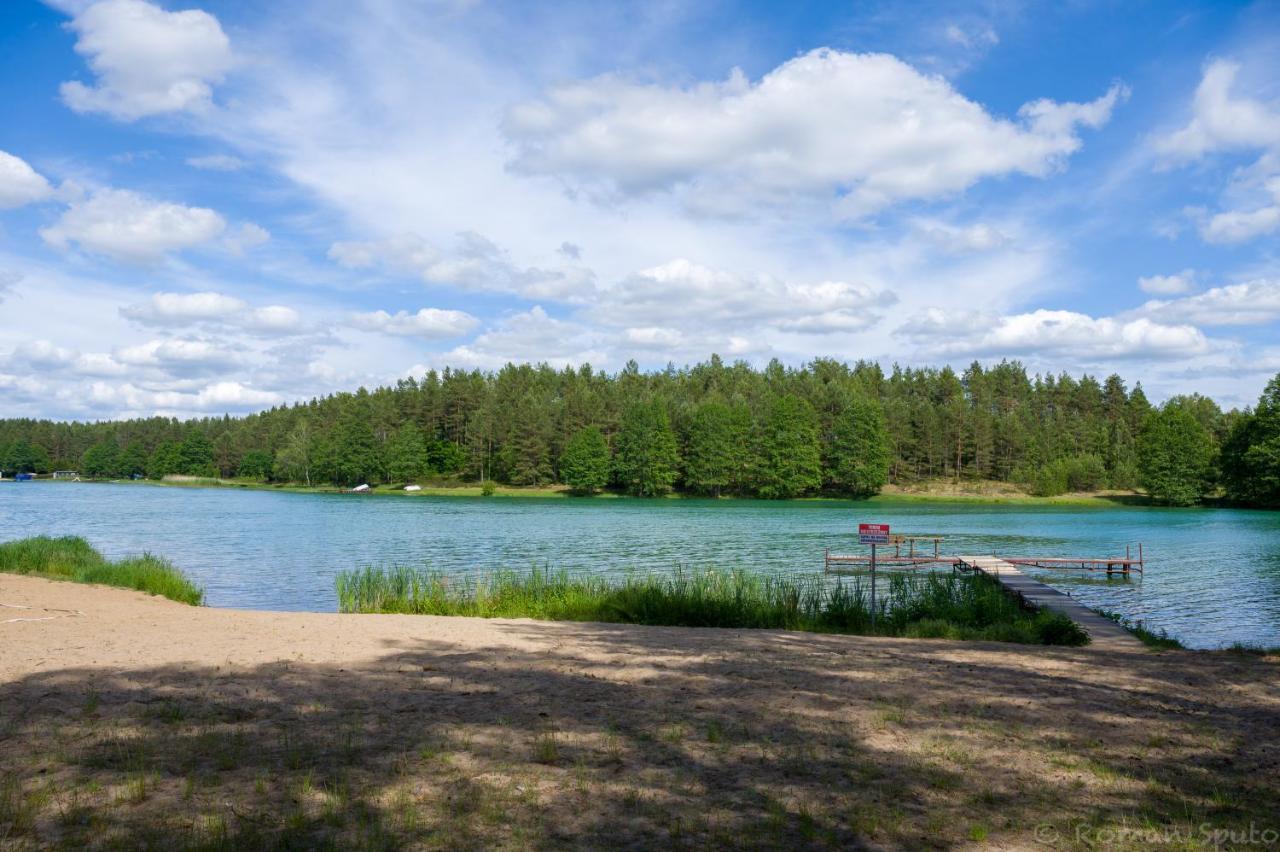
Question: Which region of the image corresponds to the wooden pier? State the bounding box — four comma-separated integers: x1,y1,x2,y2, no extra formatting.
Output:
955,556,1145,650
822,532,1150,650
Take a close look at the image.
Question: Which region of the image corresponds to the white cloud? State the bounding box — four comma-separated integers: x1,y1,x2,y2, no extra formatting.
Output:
598,259,893,335
1155,59,1280,246
349,308,479,339
115,337,242,374
245,305,301,333
504,49,1124,217
121,291,246,324
898,307,1209,360
443,306,607,368
120,290,305,335
0,151,54,209
1135,279,1280,326
1154,60,1280,162
329,231,597,301
1201,204,1280,244
1138,269,1195,295
913,219,1010,253
60,0,233,120
223,222,271,255
186,153,245,171
41,188,226,262
91,379,281,414
944,23,998,50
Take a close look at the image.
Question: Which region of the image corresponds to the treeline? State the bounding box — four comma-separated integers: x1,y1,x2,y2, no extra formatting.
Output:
1,358,1277,507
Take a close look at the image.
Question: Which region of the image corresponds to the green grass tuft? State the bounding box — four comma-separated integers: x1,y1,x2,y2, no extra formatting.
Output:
1097,610,1185,649
0,536,203,605
336,566,1088,646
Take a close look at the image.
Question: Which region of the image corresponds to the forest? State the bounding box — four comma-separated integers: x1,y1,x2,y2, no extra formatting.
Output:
1,357,1278,507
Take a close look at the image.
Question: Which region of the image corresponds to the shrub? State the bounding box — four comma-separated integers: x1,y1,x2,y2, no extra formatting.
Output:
0,536,203,605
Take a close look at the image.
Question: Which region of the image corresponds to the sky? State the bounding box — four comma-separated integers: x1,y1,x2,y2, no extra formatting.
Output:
1,0,1279,421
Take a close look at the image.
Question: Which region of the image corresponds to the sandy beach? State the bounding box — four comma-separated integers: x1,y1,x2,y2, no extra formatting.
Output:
2,574,1278,849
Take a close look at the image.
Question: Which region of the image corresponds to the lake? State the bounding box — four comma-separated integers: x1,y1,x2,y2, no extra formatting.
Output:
2,481,1278,649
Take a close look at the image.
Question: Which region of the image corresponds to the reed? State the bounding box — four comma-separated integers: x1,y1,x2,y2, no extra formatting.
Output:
336,566,1088,646
0,536,204,606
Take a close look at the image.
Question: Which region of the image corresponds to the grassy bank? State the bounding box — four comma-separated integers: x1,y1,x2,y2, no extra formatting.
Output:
82,475,1149,506
0,536,203,605
337,567,1088,646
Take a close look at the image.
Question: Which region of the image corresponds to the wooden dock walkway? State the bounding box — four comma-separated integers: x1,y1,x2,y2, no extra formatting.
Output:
955,556,1146,650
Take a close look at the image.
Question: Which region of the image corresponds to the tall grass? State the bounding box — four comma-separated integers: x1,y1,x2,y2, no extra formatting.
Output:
337,566,1088,646
0,536,203,605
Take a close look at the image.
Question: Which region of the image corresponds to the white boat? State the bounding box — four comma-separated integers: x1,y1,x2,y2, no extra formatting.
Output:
404,484,422,492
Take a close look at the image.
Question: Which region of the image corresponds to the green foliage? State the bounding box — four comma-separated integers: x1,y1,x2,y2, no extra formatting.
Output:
613,399,679,496
327,397,383,487
2,361,1271,502
236,449,274,480
273,419,315,486
1013,454,1108,497
754,394,822,499
826,393,891,497
1221,375,1280,507
81,440,121,478
147,441,182,479
560,426,611,494
383,423,430,483
0,536,203,605
480,479,496,496
336,566,1088,646
1137,406,1215,506
0,440,49,474
178,430,217,477
682,401,749,496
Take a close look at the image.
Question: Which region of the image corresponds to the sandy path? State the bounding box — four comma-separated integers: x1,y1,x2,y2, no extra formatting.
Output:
2,574,1278,850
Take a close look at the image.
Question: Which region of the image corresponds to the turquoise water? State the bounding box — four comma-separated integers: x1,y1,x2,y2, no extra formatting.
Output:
2,481,1278,649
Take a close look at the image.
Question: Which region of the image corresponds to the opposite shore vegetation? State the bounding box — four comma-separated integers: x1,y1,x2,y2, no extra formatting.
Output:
2,358,1278,507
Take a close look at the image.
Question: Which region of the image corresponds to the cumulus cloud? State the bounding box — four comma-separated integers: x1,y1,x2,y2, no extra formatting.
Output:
597,259,893,335
1134,279,1280,326
349,308,479,339
329,231,596,301
504,49,1124,217
40,188,226,262
0,151,54,209
898,307,1209,360
1155,59,1280,245
59,0,234,120
1138,269,1195,295
115,337,242,375
120,291,304,335
91,379,281,414
1154,60,1280,162
186,153,245,171
443,306,607,369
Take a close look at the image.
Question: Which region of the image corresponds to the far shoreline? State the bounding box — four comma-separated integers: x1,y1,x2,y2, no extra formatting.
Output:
22,474,1156,508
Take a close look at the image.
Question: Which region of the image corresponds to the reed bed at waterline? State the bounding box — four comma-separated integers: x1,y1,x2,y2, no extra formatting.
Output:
0,535,204,605
336,566,1088,646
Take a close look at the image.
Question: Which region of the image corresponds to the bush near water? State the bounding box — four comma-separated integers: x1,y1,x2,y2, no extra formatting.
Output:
336,566,1089,646
2,361,1278,507
0,536,204,605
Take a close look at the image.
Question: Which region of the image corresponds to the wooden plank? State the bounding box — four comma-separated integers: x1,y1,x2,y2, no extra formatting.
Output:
955,555,1146,651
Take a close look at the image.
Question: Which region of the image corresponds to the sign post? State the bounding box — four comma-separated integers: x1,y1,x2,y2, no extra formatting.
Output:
859,524,890,628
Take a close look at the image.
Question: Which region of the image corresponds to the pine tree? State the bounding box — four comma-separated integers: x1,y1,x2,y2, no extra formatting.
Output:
754,394,822,498
826,393,891,497
682,401,746,496
613,400,679,496
147,441,183,479
384,423,430,483
178,431,217,477
330,401,383,486
560,426,610,494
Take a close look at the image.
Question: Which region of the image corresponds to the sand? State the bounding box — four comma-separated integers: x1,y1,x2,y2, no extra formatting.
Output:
2,574,1278,850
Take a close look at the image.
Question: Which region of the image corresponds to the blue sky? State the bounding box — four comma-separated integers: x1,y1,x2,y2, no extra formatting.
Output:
1,0,1278,420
